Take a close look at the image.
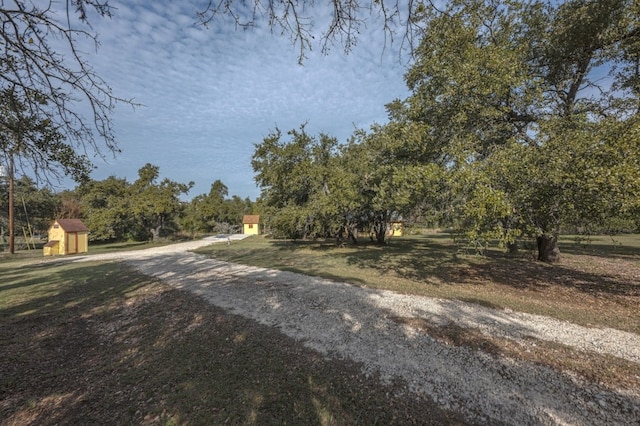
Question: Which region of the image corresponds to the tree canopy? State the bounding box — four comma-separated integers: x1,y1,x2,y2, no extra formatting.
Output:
181,180,254,235
390,0,640,260
1,0,131,182
77,164,193,242
251,0,640,262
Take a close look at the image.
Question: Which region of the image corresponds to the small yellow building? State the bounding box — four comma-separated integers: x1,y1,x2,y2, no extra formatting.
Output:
43,219,89,256
387,221,404,237
242,215,260,235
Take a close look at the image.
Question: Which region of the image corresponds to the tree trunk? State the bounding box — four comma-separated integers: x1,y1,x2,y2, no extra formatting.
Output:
347,227,358,245
150,226,161,242
150,215,165,242
335,224,358,246
373,222,386,245
537,235,560,262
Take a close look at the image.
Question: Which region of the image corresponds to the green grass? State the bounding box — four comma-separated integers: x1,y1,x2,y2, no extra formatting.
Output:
196,233,640,334
0,239,175,260
0,255,464,425
558,233,640,257
2,234,638,423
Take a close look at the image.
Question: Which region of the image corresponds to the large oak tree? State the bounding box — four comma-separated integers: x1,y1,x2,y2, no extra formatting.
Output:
394,0,640,261
1,1,131,182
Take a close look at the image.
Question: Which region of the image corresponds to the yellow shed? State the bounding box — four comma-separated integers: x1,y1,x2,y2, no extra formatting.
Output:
387,221,404,237
44,219,89,256
242,215,260,235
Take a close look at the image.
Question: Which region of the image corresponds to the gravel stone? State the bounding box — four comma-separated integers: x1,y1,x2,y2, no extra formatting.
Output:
56,236,640,425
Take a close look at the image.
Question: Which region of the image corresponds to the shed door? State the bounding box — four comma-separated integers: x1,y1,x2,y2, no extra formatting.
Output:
67,232,77,254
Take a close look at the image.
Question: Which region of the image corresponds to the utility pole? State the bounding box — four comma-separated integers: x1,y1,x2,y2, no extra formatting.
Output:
8,156,14,254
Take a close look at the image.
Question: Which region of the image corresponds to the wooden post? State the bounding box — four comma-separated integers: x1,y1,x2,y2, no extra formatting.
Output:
8,156,14,254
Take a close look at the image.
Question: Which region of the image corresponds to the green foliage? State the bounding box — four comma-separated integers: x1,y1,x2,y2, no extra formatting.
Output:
251,122,441,242
77,164,193,242
77,176,132,241
253,125,341,239
181,180,254,235
337,123,443,243
0,89,92,183
251,119,447,242
395,0,640,261
129,164,193,241
0,176,58,236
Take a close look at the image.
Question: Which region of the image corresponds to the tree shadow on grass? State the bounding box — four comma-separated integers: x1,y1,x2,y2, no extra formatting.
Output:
558,237,640,259
342,235,640,298
1,260,146,303
0,260,466,425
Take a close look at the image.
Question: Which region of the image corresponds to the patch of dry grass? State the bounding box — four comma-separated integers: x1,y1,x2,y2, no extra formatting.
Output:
390,316,640,393
197,233,640,334
0,258,466,425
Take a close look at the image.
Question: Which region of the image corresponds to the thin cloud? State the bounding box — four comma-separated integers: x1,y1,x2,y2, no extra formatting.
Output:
71,1,409,199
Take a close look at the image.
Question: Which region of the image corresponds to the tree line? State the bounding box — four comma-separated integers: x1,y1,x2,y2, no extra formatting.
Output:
0,163,254,244
252,0,640,262
3,0,639,262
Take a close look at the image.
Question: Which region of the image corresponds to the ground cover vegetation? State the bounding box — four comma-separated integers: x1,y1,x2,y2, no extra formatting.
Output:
0,254,466,425
252,0,640,262
197,232,640,393
197,233,640,335
0,163,255,248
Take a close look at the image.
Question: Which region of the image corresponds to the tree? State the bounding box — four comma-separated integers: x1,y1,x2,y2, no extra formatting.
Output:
252,125,344,239
203,180,230,229
0,89,94,184
336,122,441,244
0,175,57,240
77,176,132,241
56,190,84,220
1,1,131,182
130,164,193,242
395,0,640,261
78,165,194,242
197,0,432,62
181,180,252,235
252,122,441,244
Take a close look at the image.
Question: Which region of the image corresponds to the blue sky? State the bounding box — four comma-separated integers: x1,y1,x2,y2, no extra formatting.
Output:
70,0,410,200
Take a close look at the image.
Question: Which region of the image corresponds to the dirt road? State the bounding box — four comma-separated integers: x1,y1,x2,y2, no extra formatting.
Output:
66,236,640,425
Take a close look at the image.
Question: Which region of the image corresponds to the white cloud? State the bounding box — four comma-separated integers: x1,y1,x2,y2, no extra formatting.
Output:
68,0,411,199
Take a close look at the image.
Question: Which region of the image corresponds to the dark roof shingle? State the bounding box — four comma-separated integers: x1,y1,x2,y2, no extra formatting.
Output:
54,219,88,232
242,215,260,224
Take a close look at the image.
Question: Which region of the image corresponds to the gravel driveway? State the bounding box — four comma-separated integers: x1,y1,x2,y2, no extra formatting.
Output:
67,236,640,425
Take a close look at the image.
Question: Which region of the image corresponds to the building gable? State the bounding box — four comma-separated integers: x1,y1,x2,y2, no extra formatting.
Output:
54,219,88,233
242,215,260,225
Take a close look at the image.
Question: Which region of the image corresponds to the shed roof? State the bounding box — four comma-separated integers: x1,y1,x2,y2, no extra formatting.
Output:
54,219,88,232
242,215,260,225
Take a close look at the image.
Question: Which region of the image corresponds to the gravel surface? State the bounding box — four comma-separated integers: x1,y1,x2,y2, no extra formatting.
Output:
64,236,640,425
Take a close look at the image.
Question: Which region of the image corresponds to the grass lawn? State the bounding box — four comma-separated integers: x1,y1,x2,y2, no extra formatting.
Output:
193,232,640,393
0,239,173,258
0,255,464,425
195,232,640,335
1,232,638,424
